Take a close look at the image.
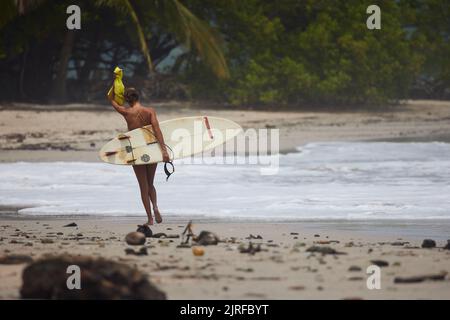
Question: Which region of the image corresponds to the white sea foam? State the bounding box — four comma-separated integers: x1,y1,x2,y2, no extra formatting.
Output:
1,142,450,220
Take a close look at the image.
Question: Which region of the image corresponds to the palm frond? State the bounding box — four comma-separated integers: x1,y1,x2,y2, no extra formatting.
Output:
162,0,229,79
96,0,154,72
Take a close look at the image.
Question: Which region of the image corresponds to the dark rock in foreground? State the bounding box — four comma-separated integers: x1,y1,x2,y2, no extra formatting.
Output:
421,239,436,248
20,255,166,299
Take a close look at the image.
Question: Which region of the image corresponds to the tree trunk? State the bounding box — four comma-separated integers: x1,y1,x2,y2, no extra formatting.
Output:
51,31,75,102
19,47,28,99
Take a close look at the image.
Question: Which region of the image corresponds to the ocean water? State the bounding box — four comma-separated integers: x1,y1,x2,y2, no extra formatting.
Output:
1,142,450,221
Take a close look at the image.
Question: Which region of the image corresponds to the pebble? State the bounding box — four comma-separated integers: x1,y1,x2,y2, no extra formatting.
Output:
444,240,450,250
348,265,362,272
63,222,77,227
370,259,389,267
125,247,148,256
125,232,146,246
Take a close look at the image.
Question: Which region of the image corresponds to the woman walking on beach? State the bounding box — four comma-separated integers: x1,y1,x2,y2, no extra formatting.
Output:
107,87,170,225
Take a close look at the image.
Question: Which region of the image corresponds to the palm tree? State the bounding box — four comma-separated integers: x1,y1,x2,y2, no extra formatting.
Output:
2,0,229,101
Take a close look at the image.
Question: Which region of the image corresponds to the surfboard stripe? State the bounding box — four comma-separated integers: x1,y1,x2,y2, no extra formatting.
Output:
204,116,214,140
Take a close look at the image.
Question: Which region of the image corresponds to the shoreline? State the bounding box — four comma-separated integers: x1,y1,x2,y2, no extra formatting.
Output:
2,207,450,241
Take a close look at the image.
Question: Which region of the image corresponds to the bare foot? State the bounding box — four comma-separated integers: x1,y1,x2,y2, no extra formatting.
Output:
154,207,163,224
144,217,154,226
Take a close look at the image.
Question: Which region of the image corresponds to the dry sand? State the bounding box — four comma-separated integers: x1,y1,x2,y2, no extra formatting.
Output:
1,100,450,299
1,100,450,161
0,218,449,299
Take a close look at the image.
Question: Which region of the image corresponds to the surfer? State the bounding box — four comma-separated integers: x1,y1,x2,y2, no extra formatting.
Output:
107,87,170,225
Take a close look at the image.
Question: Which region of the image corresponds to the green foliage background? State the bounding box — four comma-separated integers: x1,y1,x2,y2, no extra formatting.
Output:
0,0,449,107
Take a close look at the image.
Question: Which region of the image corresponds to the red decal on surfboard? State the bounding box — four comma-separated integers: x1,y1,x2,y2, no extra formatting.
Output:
204,116,214,139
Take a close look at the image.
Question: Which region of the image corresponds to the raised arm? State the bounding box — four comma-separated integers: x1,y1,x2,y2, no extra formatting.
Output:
149,108,170,162
107,86,128,116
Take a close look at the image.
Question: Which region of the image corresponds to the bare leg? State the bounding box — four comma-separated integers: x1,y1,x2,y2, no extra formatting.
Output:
132,165,153,225
146,163,162,223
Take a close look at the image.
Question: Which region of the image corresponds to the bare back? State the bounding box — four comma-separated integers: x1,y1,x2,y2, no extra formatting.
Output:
123,105,153,131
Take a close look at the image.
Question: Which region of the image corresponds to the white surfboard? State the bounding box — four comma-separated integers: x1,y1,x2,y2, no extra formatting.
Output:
99,116,242,165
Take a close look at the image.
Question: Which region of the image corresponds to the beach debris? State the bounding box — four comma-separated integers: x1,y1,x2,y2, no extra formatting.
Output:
370,259,389,267
390,241,409,246
0,254,33,265
176,243,191,249
421,239,436,248
151,232,179,239
443,240,450,250
348,265,362,272
63,222,78,227
179,221,218,245
181,220,195,244
192,246,205,256
289,285,305,291
314,240,333,245
152,233,167,238
306,246,345,255
345,242,354,247
246,234,263,240
125,247,148,256
125,232,146,246
314,234,320,237
20,255,166,299
41,239,54,244
347,276,364,281
239,242,261,255
195,231,219,246
394,272,447,284
136,225,153,237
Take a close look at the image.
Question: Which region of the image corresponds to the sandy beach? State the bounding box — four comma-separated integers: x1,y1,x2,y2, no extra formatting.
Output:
2,100,450,162
0,217,449,299
1,100,450,299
